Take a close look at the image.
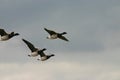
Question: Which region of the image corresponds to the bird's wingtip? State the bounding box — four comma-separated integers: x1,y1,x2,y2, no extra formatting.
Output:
44,28,47,30
22,38,24,40
22,38,26,42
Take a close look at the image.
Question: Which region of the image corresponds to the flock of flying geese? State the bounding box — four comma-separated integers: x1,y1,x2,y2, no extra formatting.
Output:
0,28,69,61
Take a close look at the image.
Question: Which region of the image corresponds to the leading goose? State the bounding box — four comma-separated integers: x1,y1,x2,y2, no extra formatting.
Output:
22,39,54,61
44,28,69,41
0,29,19,41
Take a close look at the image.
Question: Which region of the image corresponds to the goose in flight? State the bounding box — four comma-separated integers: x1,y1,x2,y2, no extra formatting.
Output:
37,51,55,61
44,28,69,41
0,29,19,41
22,39,54,61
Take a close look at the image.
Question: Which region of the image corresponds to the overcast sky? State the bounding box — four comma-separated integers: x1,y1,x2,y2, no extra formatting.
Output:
0,0,120,80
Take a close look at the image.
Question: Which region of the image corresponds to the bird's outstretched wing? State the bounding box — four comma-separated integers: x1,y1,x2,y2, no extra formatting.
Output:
22,39,38,52
44,28,56,35
59,36,69,41
0,29,8,36
38,51,46,57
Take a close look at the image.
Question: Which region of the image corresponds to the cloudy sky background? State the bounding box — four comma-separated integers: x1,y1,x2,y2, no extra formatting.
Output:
0,0,120,80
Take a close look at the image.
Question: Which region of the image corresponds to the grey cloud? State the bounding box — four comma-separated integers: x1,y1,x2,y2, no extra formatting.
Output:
0,2,120,80
0,0,120,69
0,0,120,52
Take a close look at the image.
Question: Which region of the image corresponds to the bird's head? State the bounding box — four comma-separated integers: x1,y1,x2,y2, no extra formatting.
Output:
50,54,55,57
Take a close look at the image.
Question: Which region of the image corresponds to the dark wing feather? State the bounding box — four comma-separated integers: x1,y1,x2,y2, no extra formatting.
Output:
38,51,46,57
44,28,56,35
22,39,37,52
0,29,8,36
59,36,69,41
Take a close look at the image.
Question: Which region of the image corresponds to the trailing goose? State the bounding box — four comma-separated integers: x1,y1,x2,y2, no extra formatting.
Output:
0,29,19,41
37,51,55,61
22,39,54,61
44,28,69,41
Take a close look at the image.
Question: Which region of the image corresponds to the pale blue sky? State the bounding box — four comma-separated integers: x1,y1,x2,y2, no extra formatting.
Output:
0,0,120,80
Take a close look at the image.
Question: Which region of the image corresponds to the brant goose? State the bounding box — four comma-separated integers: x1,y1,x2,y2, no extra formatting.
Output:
44,28,69,41
22,39,54,61
22,39,46,57
0,29,19,41
37,51,55,61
